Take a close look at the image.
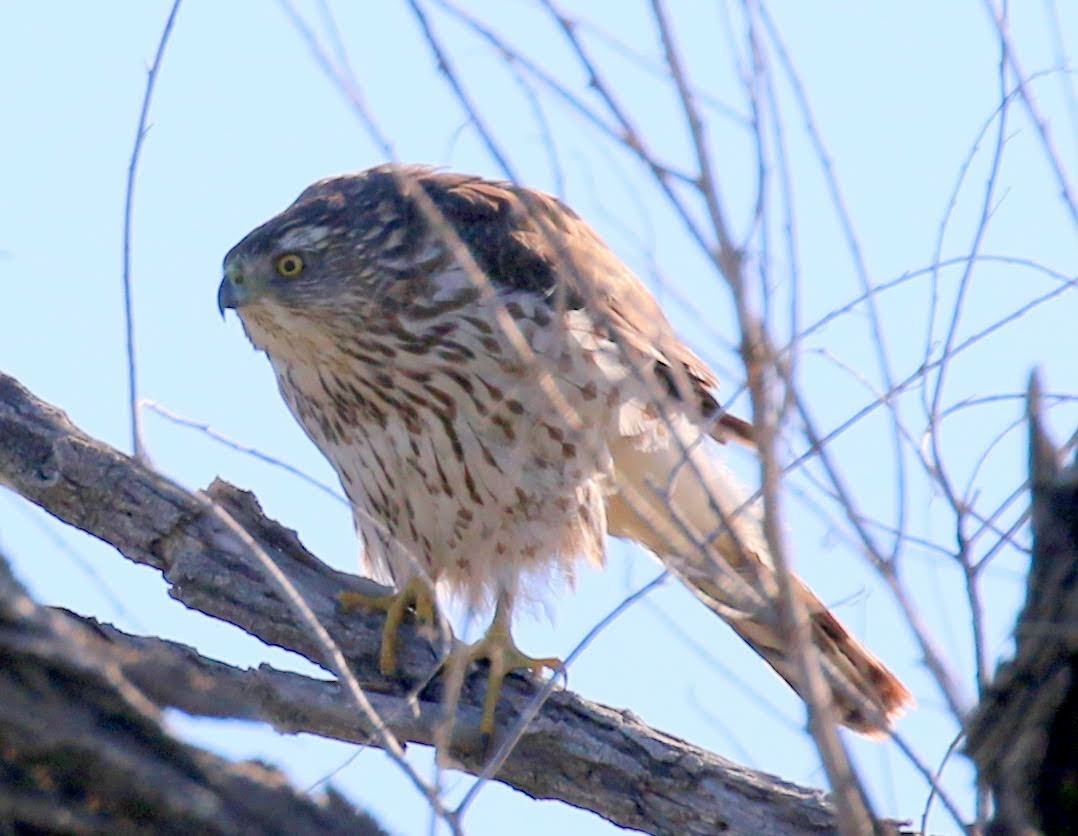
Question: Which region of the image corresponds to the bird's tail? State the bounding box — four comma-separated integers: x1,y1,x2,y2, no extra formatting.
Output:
692,572,914,735
606,428,914,736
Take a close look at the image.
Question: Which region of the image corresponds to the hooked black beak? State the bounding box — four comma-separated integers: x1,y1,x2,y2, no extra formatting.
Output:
217,275,237,319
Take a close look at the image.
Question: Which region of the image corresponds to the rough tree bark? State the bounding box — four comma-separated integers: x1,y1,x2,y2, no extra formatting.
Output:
0,370,839,834
0,543,387,835
967,375,1078,835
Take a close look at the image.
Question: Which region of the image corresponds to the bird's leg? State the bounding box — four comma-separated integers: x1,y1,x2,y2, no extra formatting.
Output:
338,576,437,676
441,593,562,738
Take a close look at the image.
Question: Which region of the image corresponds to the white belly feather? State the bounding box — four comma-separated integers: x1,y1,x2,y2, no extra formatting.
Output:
242,286,648,612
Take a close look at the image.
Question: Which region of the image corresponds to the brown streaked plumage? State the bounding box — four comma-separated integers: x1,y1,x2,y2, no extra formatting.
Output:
218,163,913,736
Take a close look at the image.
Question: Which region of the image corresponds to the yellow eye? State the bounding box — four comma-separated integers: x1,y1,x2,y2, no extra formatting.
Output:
275,253,305,278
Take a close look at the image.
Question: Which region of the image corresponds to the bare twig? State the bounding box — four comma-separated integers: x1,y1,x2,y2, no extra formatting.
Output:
536,0,717,258
122,0,182,463
650,0,737,267
982,0,1078,224
740,317,880,835
924,15,1013,751
277,0,395,158
405,0,517,180
140,399,347,505
755,2,908,559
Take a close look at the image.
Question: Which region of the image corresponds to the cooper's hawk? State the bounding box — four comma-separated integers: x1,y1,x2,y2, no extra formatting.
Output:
218,164,912,737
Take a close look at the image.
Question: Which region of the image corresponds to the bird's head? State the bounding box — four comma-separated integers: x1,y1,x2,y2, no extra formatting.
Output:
218,166,449,337
218,220,334,319
219,180,367,325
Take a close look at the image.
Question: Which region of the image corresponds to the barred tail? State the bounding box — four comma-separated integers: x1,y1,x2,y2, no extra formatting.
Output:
607,428,913,735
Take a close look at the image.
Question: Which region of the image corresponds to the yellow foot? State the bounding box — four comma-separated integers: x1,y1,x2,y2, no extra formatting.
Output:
338,576,436,676
442,613,561,739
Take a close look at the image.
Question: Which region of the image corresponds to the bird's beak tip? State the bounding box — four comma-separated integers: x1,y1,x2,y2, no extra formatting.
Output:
217,276,236,320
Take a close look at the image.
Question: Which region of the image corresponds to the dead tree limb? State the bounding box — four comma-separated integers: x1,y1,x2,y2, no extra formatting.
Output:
0,370,837,835
0,543,386,835
966,373,1078,834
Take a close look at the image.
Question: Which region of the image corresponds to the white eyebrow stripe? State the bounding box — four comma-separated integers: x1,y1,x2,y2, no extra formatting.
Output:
277,225,333,250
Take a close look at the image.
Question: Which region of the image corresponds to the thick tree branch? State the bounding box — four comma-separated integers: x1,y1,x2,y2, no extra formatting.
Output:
0,544,386,835
0,370,837,835
966,374,1078,834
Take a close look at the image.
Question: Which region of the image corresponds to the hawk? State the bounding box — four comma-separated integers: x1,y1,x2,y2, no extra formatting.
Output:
218,164,912,737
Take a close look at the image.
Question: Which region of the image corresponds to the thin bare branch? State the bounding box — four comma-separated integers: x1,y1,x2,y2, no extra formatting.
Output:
140,399,347,505
405,0,517,180
982,0,1078,224
277,0,395,158
650,0,738,266
536,0,718,259
122,0,182,463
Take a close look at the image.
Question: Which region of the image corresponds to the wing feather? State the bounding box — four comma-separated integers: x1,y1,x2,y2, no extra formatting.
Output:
405,167,754,447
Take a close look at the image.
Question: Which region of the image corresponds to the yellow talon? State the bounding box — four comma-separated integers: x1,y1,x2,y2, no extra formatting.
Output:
441,596,561,739
341,583,560,741
338,576,437,676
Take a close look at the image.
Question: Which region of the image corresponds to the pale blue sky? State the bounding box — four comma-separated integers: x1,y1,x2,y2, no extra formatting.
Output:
1,2,1075,834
